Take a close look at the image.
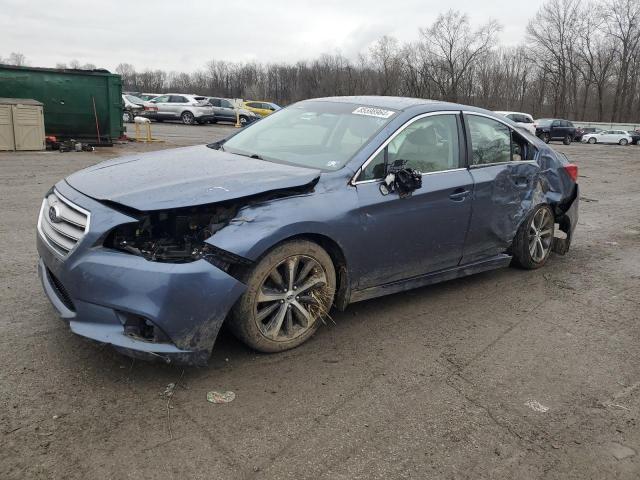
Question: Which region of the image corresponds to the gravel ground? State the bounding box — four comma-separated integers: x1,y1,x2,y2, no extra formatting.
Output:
1,123,639,479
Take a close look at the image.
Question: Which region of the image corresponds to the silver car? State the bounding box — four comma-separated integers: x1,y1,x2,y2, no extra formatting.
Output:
146,94,215,125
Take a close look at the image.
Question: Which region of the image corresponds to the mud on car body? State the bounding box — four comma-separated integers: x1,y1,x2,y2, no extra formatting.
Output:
37,96,579,365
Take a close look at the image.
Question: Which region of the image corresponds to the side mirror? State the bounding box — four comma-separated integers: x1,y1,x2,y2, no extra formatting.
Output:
379,159,422,198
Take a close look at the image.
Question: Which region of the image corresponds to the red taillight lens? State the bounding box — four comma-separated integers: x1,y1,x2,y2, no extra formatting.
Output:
564,163,578,182
144,106,158,111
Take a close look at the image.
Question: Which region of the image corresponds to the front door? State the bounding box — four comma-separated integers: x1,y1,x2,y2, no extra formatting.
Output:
353,112,474,288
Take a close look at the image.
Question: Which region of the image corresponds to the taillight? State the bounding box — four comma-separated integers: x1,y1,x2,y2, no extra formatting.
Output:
564,163,578,182
144,106,158,111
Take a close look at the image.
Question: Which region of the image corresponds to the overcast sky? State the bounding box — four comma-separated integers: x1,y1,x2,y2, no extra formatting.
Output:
1,0,544,72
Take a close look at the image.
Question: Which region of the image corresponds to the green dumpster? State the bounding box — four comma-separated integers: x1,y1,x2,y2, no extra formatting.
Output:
0,65,123,143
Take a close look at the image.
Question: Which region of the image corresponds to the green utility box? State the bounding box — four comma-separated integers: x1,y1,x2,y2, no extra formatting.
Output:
0,65,123,143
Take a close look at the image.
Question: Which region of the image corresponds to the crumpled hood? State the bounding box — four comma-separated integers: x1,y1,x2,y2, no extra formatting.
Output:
65,145,321,211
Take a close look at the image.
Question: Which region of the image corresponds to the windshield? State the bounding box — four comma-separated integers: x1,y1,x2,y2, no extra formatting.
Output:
221,101,396,170
125,95,145,104
537,119,552,126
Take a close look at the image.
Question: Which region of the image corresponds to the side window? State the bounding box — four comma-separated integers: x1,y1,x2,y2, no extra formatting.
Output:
152,95,169,103
170,96,187,103
221,100,234,109
467,115,511,165
210,98,221,107
551,120,561,127
359,114,460,181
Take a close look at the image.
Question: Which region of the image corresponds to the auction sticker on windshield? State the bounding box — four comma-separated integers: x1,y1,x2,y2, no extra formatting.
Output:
352,106,395,118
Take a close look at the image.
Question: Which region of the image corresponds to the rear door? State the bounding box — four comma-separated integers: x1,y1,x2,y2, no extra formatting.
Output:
461,112,540,264
353,111,474,288
169,95,190,118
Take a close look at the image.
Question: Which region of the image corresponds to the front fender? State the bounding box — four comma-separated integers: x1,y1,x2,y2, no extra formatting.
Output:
206,191,357,262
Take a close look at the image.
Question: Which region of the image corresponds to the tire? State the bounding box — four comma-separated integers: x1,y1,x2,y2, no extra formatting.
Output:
228,240,336,353
511,204,555,270
539,132,551,143
588,137,597,144
563,135,572,145
122,111,134,123
181,111,195,125
619,138,628,146
239,115,249,126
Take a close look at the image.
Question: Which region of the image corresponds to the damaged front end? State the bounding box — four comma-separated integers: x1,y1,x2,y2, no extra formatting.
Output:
103,202,251,271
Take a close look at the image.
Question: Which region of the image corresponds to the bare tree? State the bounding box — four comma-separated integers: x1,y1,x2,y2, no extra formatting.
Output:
419,10,501,102
5,52,28,66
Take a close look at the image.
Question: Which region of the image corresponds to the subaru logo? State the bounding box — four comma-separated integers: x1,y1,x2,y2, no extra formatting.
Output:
48,205,61,223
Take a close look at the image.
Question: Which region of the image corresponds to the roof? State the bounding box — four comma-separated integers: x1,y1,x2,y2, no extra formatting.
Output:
308,95,456,111
0,97,43,106
0,64,113,75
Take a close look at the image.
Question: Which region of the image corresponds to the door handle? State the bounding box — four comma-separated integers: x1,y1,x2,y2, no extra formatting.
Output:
449,188,470,201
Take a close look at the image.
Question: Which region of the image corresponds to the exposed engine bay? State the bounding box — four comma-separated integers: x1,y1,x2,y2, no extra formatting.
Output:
104,203,241,267
103,183,317,268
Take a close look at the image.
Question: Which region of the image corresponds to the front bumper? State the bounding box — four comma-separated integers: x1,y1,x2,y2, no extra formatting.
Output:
37,181,246,365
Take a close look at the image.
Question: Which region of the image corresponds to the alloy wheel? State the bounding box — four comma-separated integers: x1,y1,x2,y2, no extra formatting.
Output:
182,112,195,125
528,208,554,263
254,255,328,341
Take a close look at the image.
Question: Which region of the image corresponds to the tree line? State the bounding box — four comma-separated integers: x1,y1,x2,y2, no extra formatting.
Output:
5,0,640,122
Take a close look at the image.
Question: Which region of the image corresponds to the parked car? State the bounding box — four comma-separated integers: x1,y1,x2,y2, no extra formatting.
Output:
145,94,215,125
121,94,157,123
627,130,640,145
535,119,577,144
138,93,160,101
207,97,260,125
494,111,536,135
243,100,281,117
36,97,579,365
574,127,602,141
581,129,633,145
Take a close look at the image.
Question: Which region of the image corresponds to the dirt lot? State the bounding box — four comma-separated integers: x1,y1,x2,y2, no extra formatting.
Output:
1,122,639,479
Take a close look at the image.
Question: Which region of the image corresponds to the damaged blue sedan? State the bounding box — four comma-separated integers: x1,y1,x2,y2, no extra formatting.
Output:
37,96,579,365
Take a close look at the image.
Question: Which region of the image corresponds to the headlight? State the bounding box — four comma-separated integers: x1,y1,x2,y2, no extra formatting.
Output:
103,205,248,270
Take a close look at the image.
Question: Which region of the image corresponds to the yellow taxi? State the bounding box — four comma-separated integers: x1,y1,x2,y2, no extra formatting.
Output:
242,101,281,117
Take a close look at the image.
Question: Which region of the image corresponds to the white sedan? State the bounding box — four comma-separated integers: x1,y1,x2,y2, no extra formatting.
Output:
582,129,633,145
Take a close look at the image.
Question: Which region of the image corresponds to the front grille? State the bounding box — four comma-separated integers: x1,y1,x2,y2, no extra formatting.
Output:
46,268,75,312
38,190,89,257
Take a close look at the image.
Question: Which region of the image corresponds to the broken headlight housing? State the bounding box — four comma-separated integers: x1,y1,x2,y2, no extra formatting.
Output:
103,204,248,270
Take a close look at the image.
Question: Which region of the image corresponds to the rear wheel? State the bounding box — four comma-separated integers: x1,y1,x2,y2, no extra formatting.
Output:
123,111,134,123
619,138,628,146
181,111,195,125
239,115,248,126
588,137,597,144
511,205,555,270
228,240,336,353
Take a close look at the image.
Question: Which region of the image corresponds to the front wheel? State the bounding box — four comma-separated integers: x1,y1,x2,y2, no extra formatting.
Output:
619,138,628,146
539,133,551,144
228,240,336,353
563,135,572,145
239,115,248,126
123,111,134,123
588,137,597,144
181,111,195,125
511,205,555,270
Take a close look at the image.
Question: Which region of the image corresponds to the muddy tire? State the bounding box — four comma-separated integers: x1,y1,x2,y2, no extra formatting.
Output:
511,204,555,270
228,240,336,353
